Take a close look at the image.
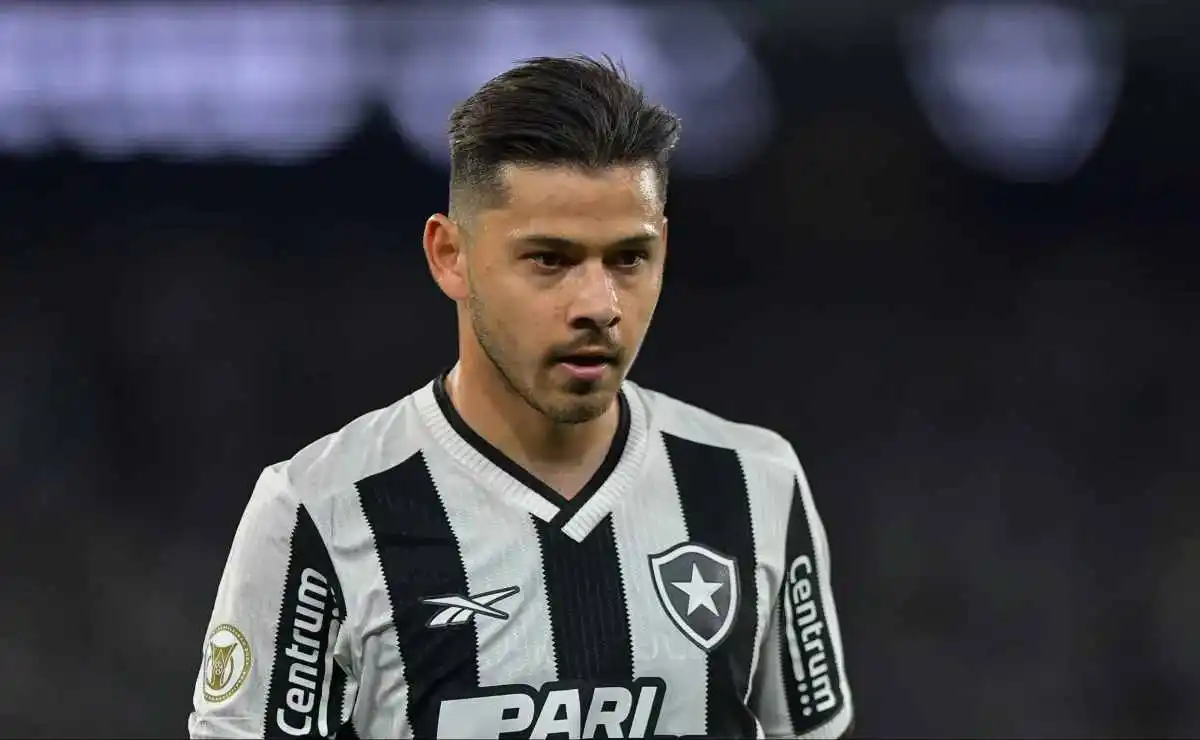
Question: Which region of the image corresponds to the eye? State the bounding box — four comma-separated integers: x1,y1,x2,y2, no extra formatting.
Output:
611,249,649,270
528,251,567,270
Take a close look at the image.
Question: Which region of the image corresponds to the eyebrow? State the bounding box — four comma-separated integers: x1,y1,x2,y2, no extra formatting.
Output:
516,233,659,250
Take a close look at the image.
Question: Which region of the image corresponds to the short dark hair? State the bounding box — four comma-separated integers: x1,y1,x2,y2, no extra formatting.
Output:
447,55,681,219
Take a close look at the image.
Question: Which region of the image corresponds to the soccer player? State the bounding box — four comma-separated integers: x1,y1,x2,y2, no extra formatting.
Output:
189,55,853,739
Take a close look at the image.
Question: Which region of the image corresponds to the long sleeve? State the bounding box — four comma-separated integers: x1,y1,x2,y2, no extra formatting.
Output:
752,467,854,739
188,467,355,738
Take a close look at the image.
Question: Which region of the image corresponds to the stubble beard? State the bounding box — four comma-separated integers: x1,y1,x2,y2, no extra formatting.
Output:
467,285,611,425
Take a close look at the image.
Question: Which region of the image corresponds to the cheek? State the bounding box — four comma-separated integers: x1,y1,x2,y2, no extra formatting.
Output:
489,275,562,340
622,281,662,326
483,269,536,313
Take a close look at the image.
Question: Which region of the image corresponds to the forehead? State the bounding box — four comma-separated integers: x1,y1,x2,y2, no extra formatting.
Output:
484,164,663,240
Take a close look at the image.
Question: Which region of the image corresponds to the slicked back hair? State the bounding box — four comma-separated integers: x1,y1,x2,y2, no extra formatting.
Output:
447,55,681,222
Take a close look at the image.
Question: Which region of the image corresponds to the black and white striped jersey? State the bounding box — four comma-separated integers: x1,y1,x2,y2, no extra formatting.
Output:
189,374,853,739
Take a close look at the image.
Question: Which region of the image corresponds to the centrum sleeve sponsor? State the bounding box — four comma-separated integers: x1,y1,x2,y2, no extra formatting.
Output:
784,554,840,718
262,504,351,739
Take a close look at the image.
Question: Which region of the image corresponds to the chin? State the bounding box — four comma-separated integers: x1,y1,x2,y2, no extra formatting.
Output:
541,390,615,425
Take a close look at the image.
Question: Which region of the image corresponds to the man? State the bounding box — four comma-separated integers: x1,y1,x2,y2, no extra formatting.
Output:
189,55,853,739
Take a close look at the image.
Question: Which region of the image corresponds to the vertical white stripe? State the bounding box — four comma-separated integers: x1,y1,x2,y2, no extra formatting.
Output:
609,432,707,737
325,487,409,738
752,614,795,734
190,468,297,738
737,450,794,704
354,625,409,737
426,455,559,688
340,677,356,726
782,582,808,699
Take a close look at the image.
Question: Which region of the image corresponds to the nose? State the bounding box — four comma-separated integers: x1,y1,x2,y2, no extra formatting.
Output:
568,260,621,330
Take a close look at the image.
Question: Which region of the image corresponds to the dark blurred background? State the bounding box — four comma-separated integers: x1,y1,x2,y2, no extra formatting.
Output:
1,1,1197,737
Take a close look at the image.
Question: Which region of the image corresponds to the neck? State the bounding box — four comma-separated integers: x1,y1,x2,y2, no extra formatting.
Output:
447,350,619,474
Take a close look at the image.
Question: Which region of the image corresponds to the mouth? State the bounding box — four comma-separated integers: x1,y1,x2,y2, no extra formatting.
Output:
556,353,615,367
554,350,618,381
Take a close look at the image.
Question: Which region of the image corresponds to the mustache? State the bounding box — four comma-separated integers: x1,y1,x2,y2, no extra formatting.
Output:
548,335,624,362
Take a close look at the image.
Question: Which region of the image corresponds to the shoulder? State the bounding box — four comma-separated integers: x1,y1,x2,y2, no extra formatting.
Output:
251,382,432,511
626,380,802,475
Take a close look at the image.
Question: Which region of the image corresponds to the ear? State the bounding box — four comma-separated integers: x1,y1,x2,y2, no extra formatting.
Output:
423,214,468,302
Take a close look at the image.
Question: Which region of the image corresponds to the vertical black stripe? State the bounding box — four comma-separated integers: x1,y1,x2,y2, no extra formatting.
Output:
264,505,348,738
356,452,476,739
536,515,635,683
663,433,760,738
335,715,360,740
777,477,845,735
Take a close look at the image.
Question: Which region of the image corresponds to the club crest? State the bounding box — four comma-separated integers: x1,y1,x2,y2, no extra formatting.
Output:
648,542,740,652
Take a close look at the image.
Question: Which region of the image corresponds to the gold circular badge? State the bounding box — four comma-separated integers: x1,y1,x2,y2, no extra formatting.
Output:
202,624,251,703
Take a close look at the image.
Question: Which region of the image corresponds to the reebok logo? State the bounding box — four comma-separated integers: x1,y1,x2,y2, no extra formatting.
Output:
422,586,520,628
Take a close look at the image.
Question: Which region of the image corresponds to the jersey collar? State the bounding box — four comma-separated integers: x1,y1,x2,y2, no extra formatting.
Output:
416,371,649,541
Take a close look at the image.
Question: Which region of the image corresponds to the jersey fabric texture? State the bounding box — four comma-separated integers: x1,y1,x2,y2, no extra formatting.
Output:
189,374,854,739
